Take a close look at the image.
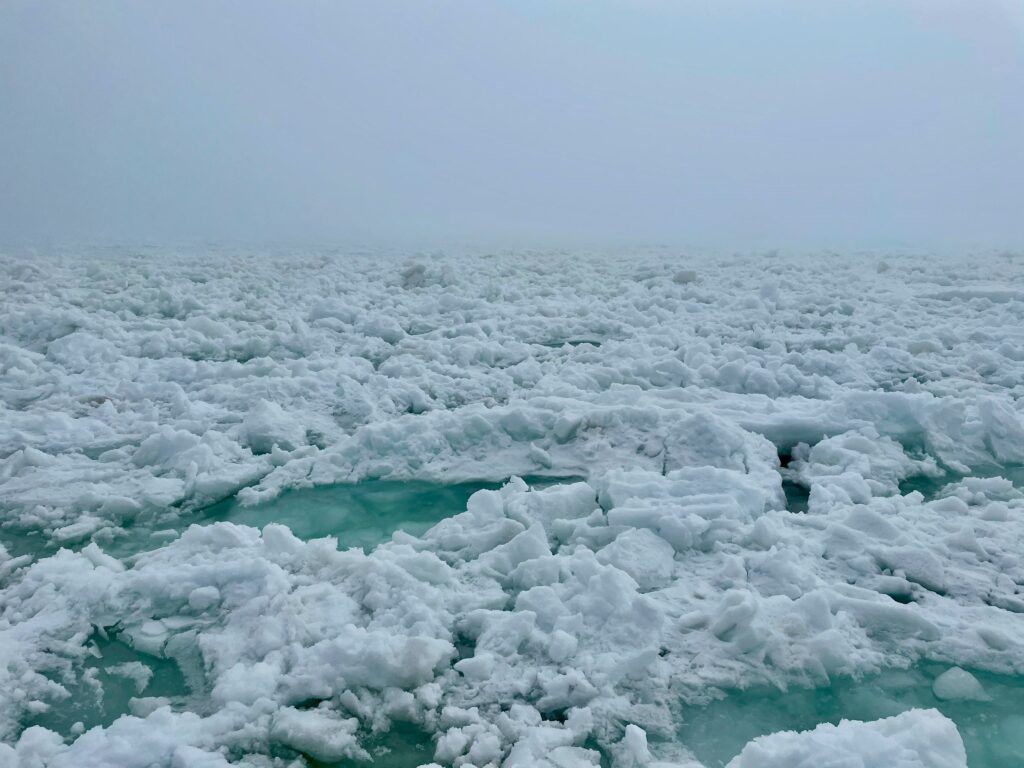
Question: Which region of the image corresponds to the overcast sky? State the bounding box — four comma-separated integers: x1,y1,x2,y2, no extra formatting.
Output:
1,1,1022,249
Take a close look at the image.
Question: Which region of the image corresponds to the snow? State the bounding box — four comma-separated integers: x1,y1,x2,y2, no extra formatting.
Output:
725,708,966,768
1,246,1023,766
932,668,991,702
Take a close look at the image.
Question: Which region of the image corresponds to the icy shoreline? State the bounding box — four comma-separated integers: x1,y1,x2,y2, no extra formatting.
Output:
2,247,1023,767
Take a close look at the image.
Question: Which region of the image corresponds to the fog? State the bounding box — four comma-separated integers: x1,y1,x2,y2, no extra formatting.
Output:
2,0,1022,249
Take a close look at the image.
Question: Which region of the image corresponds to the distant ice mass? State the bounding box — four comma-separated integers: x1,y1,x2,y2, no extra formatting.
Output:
1,246,1023,767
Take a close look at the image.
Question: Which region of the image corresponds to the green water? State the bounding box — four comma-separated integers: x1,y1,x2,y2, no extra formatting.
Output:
92,479,501,560
152,479,506,555
304,722,436,767
26,632,436,765
10,475,1024,765
781,479,809,513
677,664,1024,767
899,465,1024,501
1,476,582,562
780,463,1024,518
110,475,578,559
27,630,190,735
11,476,581,753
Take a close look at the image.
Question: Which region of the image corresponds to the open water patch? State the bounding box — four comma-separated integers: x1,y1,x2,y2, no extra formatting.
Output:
187,479,506,553
11,476,582,562
304,722,435,767
899,464,1024,501
26,630,191,737
9,476,587,751
676,664,1024,767
781,479,810,513
170,475,580,553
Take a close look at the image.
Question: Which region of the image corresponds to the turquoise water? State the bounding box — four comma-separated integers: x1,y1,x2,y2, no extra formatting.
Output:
772,464,1022,518
27,630,190,735
79,479,498,560
27,631,436,766
899,465,1024,501
305,722,435,767
1,476,580,561
781,479,809,513
677,664,1024,767
19,475,1024,764
114,478,507,558
12,476,580,752
108,475,579,559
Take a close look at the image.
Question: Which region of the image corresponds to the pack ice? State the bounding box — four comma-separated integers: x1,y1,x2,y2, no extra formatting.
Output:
2,247,1023,767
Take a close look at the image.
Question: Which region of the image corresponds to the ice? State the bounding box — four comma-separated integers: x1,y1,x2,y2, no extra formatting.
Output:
24,632,188,738
677,664,1024,767
241,400,308,455
2,247,1024,766
672,270,698,285
177,478,511,555
932,668,990,702
270,706,365,762
725,709,965,768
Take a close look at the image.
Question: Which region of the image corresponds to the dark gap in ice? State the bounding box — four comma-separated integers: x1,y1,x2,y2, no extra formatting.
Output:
0,525,45,560
526,474,588,489
674,664,1024,768
294,697,331,710
548,708,570,724
781,480,810,513
583,736,613,768
909,580,946,598
453,635,476,662
886,590,916,605
538,338,604,348
303,721,436,768
899,473,953,501
899,464,1024,502
304,428,328,450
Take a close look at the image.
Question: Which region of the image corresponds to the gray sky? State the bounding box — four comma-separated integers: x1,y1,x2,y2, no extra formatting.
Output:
2,1,1022,249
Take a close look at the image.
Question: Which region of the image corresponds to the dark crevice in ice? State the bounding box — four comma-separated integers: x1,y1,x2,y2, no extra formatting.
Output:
453,635,476,662
899,464,1024,502
547,708,570,724
781,479,810,514
884,590,916,605
537,338,605,348
303,721,436,768
294,696,331,710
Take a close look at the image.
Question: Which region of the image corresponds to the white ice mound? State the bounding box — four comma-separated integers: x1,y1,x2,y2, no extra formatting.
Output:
241,399,306,454
725,708,966,768
931,667,990,702
786,427,941,510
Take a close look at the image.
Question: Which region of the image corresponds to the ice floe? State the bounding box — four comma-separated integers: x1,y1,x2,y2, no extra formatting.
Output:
1,246,1023,766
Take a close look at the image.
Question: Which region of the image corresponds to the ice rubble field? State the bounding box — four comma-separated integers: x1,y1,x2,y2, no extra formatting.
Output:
2,246,1024,768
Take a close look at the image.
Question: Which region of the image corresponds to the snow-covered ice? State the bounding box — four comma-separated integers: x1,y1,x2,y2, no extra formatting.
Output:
2,246,1023,767
725,708,966,768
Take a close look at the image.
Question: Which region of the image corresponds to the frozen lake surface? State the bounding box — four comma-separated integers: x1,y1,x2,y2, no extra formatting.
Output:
2,247,1023,767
